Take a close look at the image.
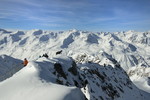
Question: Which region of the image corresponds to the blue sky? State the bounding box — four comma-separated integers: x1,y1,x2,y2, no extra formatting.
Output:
0,0,150,32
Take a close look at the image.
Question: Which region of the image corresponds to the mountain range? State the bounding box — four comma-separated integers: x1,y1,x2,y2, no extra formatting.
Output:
0,28,150,100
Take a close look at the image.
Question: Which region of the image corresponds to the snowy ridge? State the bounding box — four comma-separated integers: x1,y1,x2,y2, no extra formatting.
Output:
0,56,86,100
0,55,150,100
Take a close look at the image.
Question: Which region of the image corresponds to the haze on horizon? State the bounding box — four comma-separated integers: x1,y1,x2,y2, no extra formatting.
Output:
0,0,150,32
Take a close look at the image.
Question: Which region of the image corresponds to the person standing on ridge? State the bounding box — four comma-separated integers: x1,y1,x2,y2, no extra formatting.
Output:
23,58,28,66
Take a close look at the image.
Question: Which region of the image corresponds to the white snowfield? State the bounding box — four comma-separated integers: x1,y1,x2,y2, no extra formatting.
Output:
0,29,150,100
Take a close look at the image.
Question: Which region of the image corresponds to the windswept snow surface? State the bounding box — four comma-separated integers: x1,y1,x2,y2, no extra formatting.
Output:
0,29,150,100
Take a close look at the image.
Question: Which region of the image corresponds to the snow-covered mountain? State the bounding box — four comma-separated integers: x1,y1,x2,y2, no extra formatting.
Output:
0,28,150,100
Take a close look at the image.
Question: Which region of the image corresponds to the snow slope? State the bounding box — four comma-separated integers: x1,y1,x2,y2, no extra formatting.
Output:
0,56,85,100
0,55,23,82
128,66,150,93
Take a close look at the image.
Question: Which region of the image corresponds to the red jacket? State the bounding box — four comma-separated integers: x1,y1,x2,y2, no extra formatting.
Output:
23,59,28,66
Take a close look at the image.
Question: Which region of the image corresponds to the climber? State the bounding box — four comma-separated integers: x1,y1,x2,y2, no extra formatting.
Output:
23,58,28,66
